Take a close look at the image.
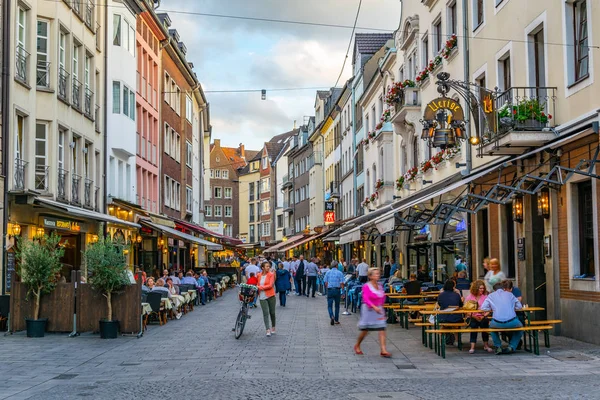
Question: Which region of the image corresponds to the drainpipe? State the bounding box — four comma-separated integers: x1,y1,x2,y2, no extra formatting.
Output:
351,82,358,218
102,1,109,238
1,0,12,295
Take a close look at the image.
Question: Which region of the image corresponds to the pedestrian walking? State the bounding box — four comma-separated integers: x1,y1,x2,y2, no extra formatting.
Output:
275,263,291,307
305,258,319,297
354,268,391,357
324,261,345,326
257,261,277,337
295,255,306,296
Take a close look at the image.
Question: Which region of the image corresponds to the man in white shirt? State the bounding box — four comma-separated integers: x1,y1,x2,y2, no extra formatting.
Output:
244,258,260,279
481,281,523,355
356,258,369,283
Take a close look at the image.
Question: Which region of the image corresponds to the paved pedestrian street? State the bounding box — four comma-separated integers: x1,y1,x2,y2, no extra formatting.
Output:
1,291,600,400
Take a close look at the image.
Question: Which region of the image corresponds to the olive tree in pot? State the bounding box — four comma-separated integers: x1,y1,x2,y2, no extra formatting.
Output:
84,235,130,339
16,233,65,338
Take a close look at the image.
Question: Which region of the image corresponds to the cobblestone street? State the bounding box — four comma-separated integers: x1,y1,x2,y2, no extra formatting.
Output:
1,290,600,399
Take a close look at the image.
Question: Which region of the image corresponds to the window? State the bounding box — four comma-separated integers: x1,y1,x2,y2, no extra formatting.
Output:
249,203,255,222
186,141,192,168
261,177,270,193
113,15,121,46
222,170,229,179
530,28,546,87
214,187,222,198
225,225,233,237
262,199,270,215
224,187,232,198
112,81,121,113
474,0,484,28
262,223,271,237
164,176,171,208
573,0,589,82
448,2,457,35
122,85,129,117
225,206,232,217
164,123,171,155
185,95,193,122
129,89,135,120
175,87,181,115
249,225,255,242
214,205,222,217
164,73,170,103
215,169,221,179
186,186,193,212
209,169,214,178
249,182,255,201
578,181,594,277
433,18,442,53
58,128,65,171
59,30,66,73
36,20,49,88
262,156,268,169
499,54,511,91
205,205,212,217
35,123,48,190
422,36,429,69
277,215,283,228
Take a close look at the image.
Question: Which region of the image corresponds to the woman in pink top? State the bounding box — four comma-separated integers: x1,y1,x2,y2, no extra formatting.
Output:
354,268,391,357
464,279,492,353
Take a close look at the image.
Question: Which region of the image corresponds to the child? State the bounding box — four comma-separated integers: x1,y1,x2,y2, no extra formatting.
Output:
246,272,258,307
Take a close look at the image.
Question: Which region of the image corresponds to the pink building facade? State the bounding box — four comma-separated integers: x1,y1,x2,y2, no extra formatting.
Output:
135,8,165,213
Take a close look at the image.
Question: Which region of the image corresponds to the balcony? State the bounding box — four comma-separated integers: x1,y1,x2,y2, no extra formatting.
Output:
95,186,100,211
84,178,93,209
84,2,94,29
35,164,49,192
391,87,421,124
328,181,340,199
284,227,295,237
283,200,294,213
282,174,293,190
36,61,50,89
57,169,68,202
72,78,82,111
313,151,324,165
479,87,557,156
71,174,81,205
58,67,69,102
13,158,27,191
15,47,29,85
84,88,94,119
95,105,101,133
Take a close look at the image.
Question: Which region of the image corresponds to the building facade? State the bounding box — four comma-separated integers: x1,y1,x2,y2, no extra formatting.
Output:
238,152,261,246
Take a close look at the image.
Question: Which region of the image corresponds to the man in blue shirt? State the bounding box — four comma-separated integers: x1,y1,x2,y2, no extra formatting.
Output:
390,258,399,277
181,272,198,286
305,258,319,298
481,282,523,354
324,266,345,325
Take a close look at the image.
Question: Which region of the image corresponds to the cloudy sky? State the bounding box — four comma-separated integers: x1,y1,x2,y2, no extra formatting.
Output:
158,0,403,149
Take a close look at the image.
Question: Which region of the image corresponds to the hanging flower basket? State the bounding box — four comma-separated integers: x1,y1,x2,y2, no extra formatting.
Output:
420,160,434,174
385,80,416,106
404,167,419,183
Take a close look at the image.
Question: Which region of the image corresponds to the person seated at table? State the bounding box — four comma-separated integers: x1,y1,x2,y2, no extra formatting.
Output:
181,271,199,286
465,280,493,354
177,271,185,282
388,270,403,286
417,265,429,282
481,280,523,355
165,278,183,319
152,278,171,296
169,271,181,285
201,270,216,302
402,274,422,303
196,273,207,305
143,277,155,292
437,280,464,345
456,270,471,291
161,269,169,282
502,280,525,349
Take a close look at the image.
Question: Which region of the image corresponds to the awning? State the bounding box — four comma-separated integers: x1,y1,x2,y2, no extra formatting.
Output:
140,220,222,251
339,228,361,245
35,197,141,229
278,232,327,252
263,234,305,253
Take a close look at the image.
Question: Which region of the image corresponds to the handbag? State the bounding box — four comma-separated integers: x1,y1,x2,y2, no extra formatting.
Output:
463,300,479,310
428,302,440,324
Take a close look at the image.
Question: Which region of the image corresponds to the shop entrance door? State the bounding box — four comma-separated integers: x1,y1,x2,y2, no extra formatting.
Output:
407,244,430,281
434,242,456,282
58,234,81,280
531,195,548,320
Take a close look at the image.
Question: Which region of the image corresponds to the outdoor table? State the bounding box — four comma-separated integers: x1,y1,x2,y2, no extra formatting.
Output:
387,293,440,328
161,298,173,310
141,302,152,316
188,290,197,301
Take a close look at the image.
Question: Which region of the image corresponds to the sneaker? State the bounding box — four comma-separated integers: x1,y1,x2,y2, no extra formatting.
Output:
176,312,182,320
506,346,515,354
266,331,271,337
270,328,276,335
495,347,503,355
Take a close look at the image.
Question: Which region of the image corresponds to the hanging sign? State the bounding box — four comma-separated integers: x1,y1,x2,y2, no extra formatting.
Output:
324,211,335,224
324,201,335,211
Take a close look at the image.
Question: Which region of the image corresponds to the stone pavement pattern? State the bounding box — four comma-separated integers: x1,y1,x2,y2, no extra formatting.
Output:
1,290,600,399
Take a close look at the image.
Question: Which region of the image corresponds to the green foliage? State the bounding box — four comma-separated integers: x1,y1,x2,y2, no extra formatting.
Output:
84,234,130,321
497,99,552,124
16,233,65,320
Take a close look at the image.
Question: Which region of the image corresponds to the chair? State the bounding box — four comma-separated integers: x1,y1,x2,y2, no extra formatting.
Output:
145,292,166,327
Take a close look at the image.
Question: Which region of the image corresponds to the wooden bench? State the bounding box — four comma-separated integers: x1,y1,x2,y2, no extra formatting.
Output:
415,322,466,347
528,320,562,347
426,326,553,358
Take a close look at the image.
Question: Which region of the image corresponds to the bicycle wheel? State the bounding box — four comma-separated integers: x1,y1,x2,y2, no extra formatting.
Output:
234,304,247,339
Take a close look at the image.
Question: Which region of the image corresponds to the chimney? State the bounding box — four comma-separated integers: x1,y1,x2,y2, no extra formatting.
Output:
214,139,221,147
239,143,245,160
293,120,297,129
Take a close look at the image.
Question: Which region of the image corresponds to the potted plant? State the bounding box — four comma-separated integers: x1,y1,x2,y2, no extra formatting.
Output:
16,233,65,338
84,234,130,339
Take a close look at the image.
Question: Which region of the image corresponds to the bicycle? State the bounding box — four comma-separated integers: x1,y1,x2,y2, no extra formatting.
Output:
233,284,257,339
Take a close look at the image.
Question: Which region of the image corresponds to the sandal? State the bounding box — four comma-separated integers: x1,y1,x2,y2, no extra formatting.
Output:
380,352,392,358
354,345,363,355
469,349,475,354
484,347,493,353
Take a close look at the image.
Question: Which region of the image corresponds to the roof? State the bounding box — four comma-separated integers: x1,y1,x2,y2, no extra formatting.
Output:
317,90,330,100
237,151,263,175
265,129,298,163
245,150,260,161
352,33,393,62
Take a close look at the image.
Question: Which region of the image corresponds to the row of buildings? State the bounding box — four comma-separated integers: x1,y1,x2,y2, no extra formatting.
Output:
205,0,600,345
0,0,240,292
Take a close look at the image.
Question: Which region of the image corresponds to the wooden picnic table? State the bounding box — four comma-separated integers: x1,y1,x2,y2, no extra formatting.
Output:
387,293,440,299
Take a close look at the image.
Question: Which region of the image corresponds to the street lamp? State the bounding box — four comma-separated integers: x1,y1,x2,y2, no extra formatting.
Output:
512,195,524,223
11,223,21,237
537,187,550,219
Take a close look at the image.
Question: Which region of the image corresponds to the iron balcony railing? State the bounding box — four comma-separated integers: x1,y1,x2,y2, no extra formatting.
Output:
72,78,82,110
394,87,420,113
36,61,50,88
14,158,27,190
85,2,94,28
95,186,100,211
492,87,557,139
72,0,80,16
284,227,295,237
57,168,68,202
15,46,29,84
329,181,340,197
95,105,101,132
58,67,69,102
71,174,81,205
84,178,93,208
84,88,93,118
35,164,49,191
95,23,101,51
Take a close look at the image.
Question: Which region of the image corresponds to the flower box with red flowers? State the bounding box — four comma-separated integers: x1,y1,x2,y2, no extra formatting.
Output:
375,179,384,190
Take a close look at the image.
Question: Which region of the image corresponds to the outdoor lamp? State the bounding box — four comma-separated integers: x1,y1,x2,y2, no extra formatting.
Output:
512,195,524,223
158,238,164,247
12,223,21,237
136,234,142,243
91,234,99,243
538,187,550,219
469,136,480,145
36,227,45,237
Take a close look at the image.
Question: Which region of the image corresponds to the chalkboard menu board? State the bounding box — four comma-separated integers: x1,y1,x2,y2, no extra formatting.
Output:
517,238,526,261
5,250,15,293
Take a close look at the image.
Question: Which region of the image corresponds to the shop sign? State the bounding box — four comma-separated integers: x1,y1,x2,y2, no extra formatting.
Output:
178,240,185,247
41,216,85,232
517,237,526,261
140,226,154,235
324,211,335,224
168,238,174,246
324,201,335,211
